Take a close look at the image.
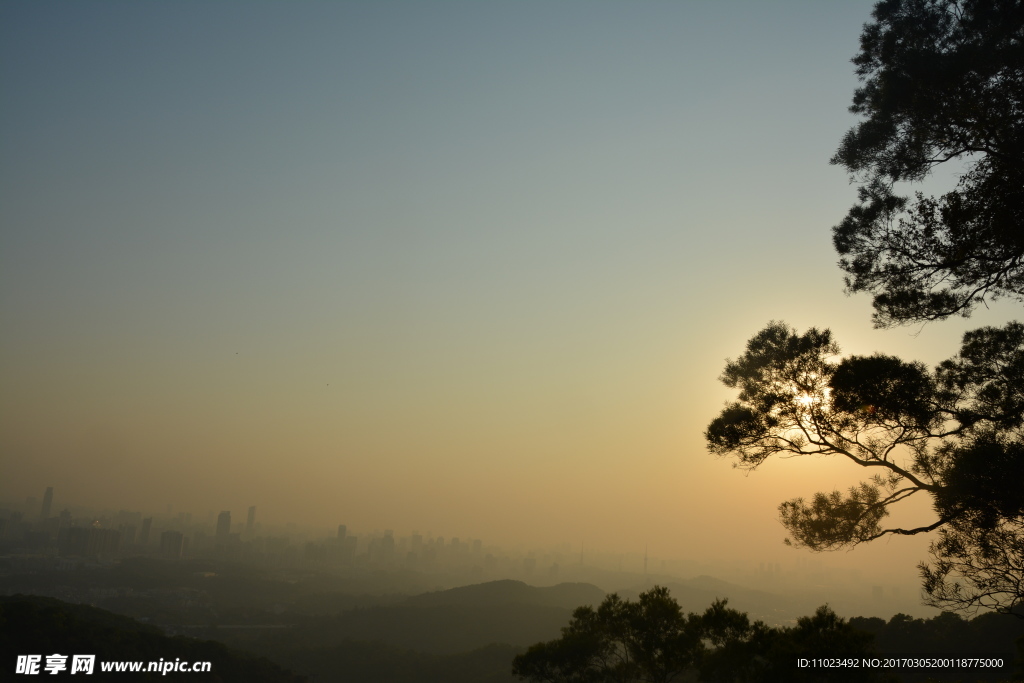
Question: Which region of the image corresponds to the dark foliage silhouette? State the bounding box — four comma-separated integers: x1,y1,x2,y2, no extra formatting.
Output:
706,321,1024,614
512,587,878,683
831,0,1024,327
705,0,1024,618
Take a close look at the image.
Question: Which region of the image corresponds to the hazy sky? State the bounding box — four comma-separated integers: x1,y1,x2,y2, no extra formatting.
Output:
3,2,1018,580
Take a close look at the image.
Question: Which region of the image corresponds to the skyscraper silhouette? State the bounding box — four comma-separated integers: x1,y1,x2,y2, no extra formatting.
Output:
40,487,53,520
216,511,231,541
139,517,153,546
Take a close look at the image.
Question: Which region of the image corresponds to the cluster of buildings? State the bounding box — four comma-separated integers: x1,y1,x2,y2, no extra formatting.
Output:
1,487,925,618
0,488,515,577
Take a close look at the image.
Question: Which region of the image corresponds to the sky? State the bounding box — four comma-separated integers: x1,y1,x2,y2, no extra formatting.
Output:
2,1,1019,585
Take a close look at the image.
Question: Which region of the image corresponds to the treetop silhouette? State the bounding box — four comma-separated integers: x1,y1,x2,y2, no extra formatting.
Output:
831,0,1024,327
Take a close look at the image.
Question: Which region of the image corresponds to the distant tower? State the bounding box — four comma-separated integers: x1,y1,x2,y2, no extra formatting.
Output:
246,506,256,535
41,487,53,520
644,545,648,576
337,524,347,540
216,511,231,541
139,517,153,546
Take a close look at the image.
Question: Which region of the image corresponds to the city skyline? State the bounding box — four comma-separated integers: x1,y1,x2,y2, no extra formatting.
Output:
1,482,947,627
0,482,943,595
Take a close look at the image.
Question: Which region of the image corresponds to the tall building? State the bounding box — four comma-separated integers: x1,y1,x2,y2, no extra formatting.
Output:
40,487,53,520
380,530,395,561
160,530,184,559
245,506,256,535
216,511,231,541
337,524,347,540
139,517,153,546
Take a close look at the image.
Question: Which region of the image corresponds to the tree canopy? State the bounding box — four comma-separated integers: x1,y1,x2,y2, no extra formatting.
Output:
511,586,704,683
705,0,1024,618
831,0,1024,327
511,587,877,683
705,321,1024,615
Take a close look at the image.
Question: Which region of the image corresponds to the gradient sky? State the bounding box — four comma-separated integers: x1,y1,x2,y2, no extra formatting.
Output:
3,1,1019,583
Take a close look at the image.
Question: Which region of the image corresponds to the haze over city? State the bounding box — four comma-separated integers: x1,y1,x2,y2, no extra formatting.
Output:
3,0,1020,618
